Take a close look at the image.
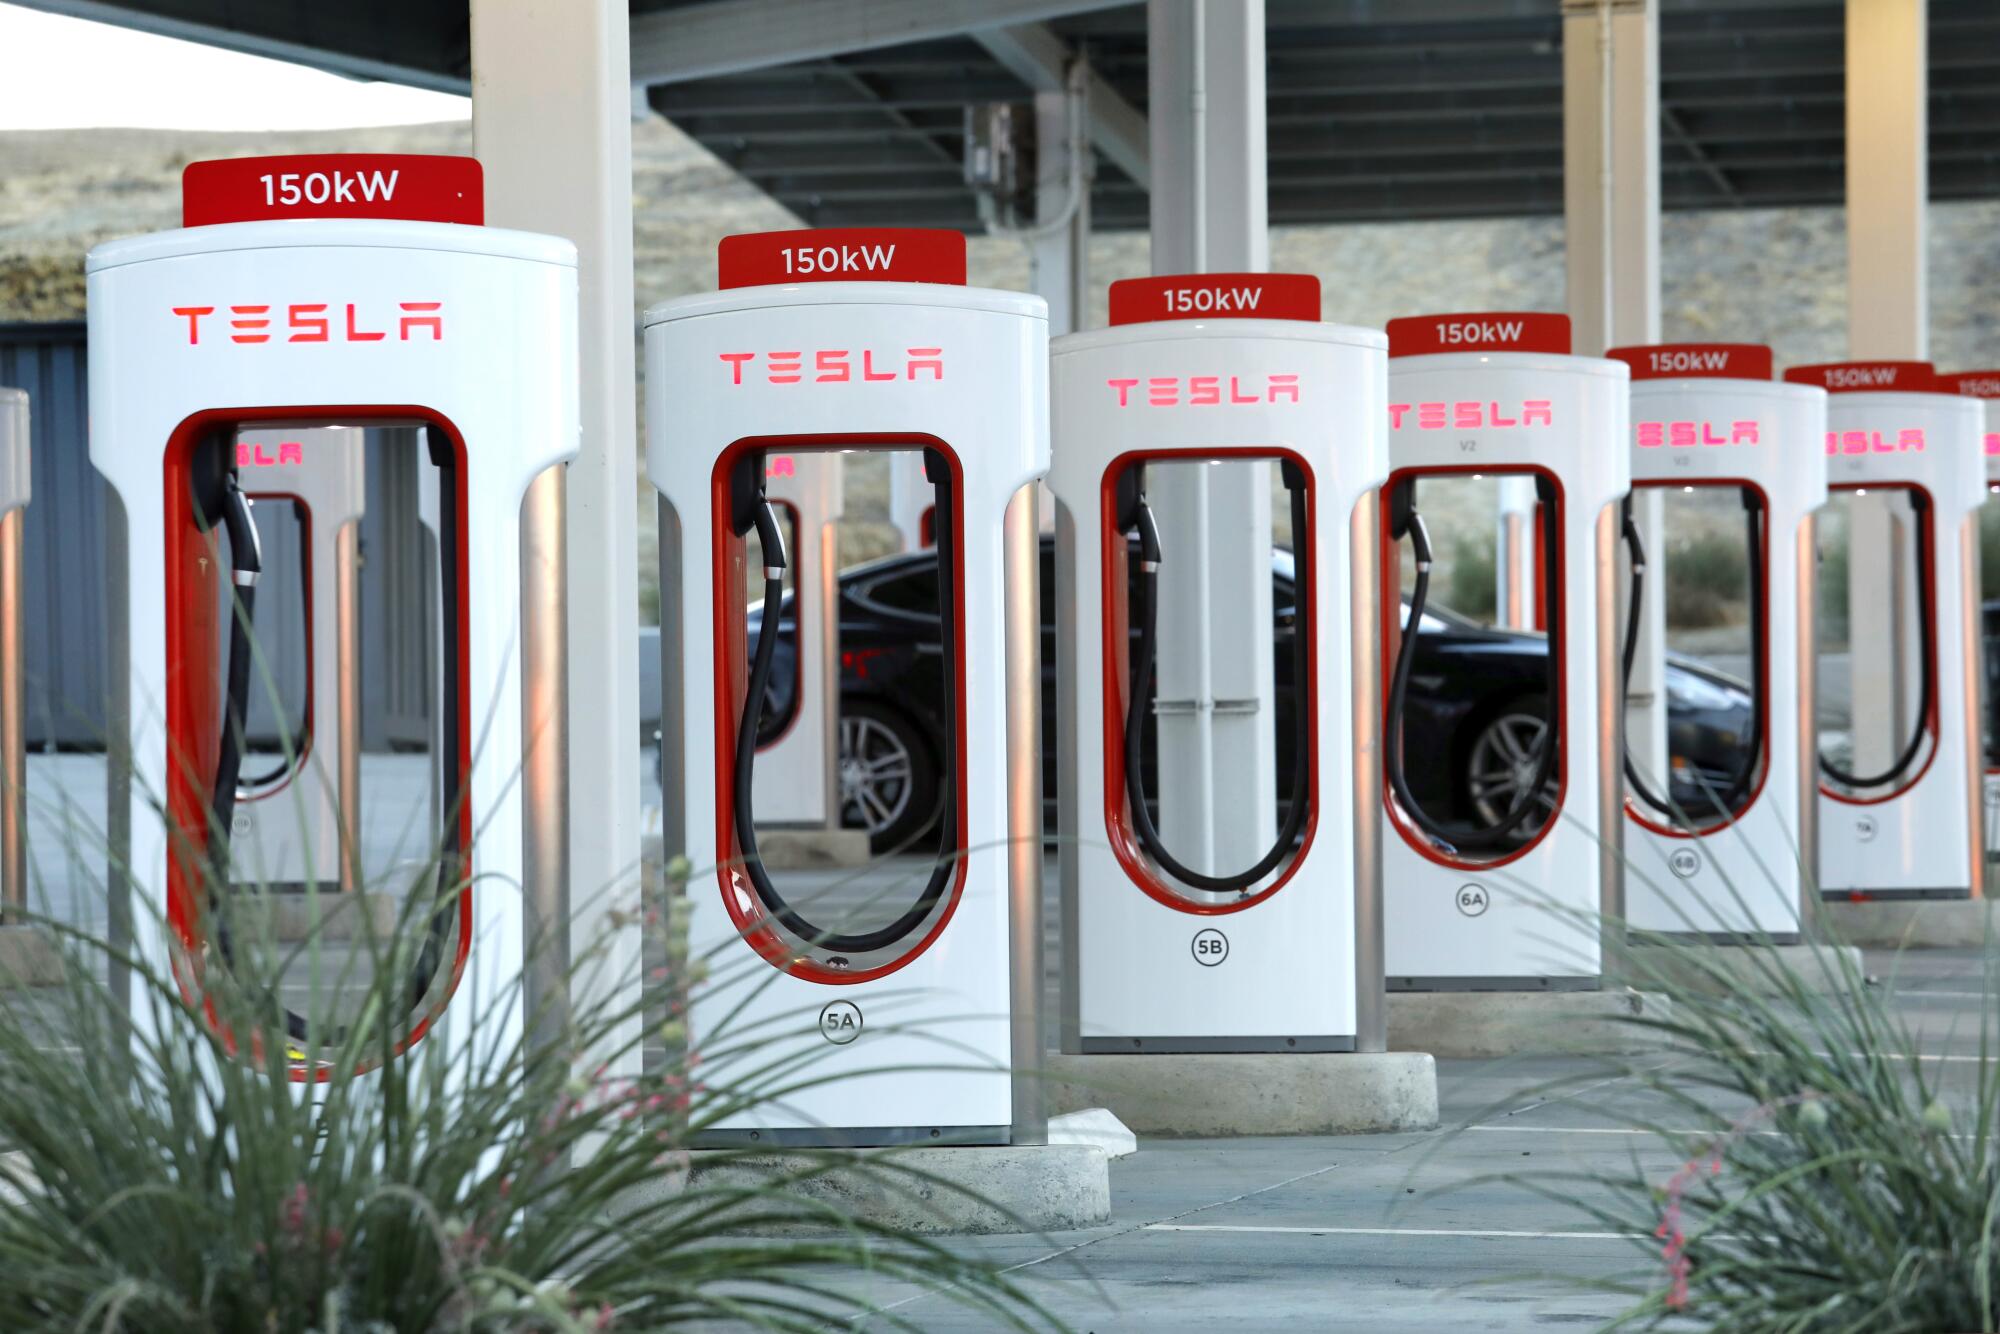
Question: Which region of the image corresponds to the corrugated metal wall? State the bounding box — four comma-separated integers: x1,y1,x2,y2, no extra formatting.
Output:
1,323,432,752
0,324,104,749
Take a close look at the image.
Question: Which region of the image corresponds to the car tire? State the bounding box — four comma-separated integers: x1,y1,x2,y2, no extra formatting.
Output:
1458,693,1559,832
839,699,941,855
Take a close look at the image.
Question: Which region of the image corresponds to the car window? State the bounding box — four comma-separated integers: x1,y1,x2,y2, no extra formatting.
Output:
863,564,940,616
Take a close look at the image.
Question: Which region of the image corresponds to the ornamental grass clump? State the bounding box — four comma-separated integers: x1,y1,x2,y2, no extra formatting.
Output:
1495,893,2000,1333
0,845,1062,1332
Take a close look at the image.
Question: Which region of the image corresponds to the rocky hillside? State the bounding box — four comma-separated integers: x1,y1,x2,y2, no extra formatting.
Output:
7,115,2000,614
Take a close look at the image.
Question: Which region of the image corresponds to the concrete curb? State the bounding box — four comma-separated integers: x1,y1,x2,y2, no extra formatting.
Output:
1625,942,1867,996
1820,899,1995,950
682,1143,1112,1235
1043,1051,1438,1137
0,924,63,988
750,829,873,870
1386,988,1670,1059
228,891,400,944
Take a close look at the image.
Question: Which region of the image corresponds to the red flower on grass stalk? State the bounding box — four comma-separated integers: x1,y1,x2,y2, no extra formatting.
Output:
1655,1093,1820,1309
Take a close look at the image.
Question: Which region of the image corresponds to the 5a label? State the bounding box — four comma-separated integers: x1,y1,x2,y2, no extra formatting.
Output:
819,1000,863,1044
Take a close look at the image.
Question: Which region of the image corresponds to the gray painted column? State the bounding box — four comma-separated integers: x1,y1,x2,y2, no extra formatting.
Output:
1031,65,1092,337
470,0,641,1075
1144,0,1279,877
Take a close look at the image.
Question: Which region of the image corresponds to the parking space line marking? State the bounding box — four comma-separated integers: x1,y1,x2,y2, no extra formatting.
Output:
1144,1224,1627,1240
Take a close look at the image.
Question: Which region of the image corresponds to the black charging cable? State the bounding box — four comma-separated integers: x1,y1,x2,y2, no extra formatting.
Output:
1818,490,1934,789
733,449,959,958
1618,489,1766,824
1117,463,1314,894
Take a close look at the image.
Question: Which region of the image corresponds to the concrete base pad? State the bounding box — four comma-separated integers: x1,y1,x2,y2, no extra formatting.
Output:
751,828,872,870
1043,1051,1438,1137
683,1142,1111,1235
1625,942,1867,996
228,891,400,944
0,924,63,988
1387,988,1671,1059
1820,899,1995,950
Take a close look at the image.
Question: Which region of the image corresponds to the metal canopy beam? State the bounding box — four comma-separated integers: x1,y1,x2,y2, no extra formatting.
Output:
14,0,468,92
974,23,1152,190
630,0,1132,87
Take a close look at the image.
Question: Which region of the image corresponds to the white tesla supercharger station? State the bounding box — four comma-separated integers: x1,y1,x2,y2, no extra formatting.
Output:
1050,272,1384,1053
751,450,843,829
1785,361,1986,901
86,153,577,1073
1381,313,1628,989
650,228,1047,1145
1936,370,2000,860
226,427,365,896
0,388,24,915
1605,343,1827,938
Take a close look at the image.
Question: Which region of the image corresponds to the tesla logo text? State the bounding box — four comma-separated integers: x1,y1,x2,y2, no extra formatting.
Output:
766,455,796,478
1390,401,1553,430
1823,365,1904,389
1637,420,1760,448
1824,428,1925,454
781,242,896,276
1434,318,1525,345
1163,285,1262,314
720,348,943,384
1106,374,1300,407
172,302,442,345
258,167,397,207
236,441,302,468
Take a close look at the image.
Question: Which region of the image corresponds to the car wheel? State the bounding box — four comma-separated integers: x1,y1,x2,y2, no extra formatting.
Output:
839,700,939,855
1463,694,1560,830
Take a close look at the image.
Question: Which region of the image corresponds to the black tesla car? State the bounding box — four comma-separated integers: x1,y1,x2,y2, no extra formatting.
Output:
745,540,1756,851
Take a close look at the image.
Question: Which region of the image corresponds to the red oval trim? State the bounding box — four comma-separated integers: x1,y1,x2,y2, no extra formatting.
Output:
163,406,474,1083
709,434,970,983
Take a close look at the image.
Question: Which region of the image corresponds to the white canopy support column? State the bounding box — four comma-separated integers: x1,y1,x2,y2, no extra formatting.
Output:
1563,0,1658,927
470,0,641,1075
1844,0,1928,776
1144,0,1277,878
